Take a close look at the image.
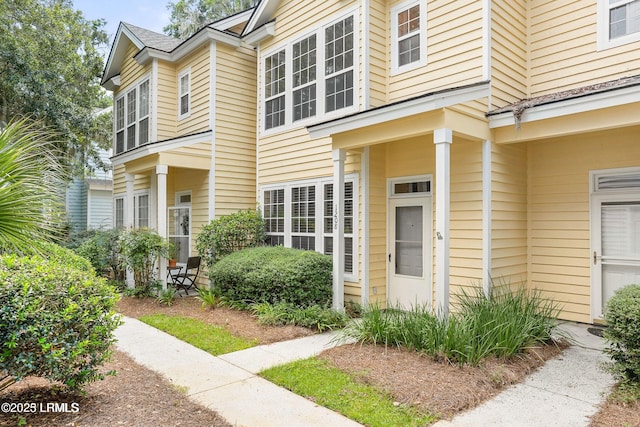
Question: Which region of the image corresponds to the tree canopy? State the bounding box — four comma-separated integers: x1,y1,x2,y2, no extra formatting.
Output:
164,0,258,39
0,0,111,174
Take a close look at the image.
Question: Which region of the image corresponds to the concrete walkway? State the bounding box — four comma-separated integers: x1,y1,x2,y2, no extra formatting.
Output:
114,316,360,427
115,317,614,427
433,322,615,427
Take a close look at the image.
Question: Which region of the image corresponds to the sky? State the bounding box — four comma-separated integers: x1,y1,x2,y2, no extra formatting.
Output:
73,0,172,47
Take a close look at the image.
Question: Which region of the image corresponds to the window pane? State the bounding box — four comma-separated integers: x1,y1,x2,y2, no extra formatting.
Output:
139,118,149,145
399,34,420,66
127,90,136,124
127,125,136,150
395,205,423,277
137,195,149,228
180,94,189,115
264,189,285,244
139,80,149,117
116,131,124,154
610,0,640,39
325,71,353,113
325,16,354,75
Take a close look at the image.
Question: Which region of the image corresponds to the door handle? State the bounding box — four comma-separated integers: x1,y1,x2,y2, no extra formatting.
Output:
593,251,598,265
388,253,391,262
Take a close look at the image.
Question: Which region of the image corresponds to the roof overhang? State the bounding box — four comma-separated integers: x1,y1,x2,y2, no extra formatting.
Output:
111,130,213,170
488,84,640,143
209,8,254,32
244,0,279,35
134,27,242,66
101,23,146,86
243,20,276,46
308,81,491,148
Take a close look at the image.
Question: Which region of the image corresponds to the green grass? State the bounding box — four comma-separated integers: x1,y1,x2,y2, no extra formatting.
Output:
260,358,435,427
139,314,258,355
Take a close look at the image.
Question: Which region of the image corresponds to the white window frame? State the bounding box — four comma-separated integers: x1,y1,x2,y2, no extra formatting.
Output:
260,9,359,135
114,194,125,228
264,49,287,130
260,174,359,281
178,68,191,120
598,0,640,50
114,75,151,154
391,0,427,74
134,190,150,228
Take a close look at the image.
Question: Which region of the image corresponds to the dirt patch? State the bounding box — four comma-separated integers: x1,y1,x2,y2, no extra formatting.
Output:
590,391,640,427
319,342,567,420
0,351,230,427
117,296,315,344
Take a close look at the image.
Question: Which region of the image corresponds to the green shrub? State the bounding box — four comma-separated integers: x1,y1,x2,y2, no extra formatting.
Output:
196,209,265,269
75,228,125,279
209,246,332,307
0,245,122,392
604,284,640,384
119,228,171,294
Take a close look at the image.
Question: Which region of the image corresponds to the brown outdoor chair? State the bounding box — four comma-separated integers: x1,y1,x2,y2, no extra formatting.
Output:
170,256,201,296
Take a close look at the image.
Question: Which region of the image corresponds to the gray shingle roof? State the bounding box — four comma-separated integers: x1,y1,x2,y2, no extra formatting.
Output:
122,22,182,52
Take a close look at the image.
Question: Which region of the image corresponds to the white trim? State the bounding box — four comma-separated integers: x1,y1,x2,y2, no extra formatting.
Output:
362,0,371,109
259,8,360,136
390,0,427,75
151,60,158,143
113,73,152,154
113,193,125,228
210,8,254,32
111,130,213,167
489,84,640,128
597,0,640,50
309,82,490,138
482,140,492,297
388,174,433,199
178,67,192,120
361,147,370,306
243,21,276,46
434,128,452,317
482,0,492,107
332,149,346,311
209,41,217,221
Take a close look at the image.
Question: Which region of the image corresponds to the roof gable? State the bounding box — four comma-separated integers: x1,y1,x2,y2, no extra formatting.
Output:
244,0,279,35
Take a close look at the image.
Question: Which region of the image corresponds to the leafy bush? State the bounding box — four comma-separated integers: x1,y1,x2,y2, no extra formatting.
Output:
604,284,640,384
75,228,125,279
119,228,171,294
341,285,559,365
209,246,332,307
196,209,265,269
0,245,121,392
157,286,178,306
251,302,349,332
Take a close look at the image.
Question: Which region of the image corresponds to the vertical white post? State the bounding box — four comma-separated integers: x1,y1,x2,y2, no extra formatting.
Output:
482,140,492,298
156,165,168,290
332,148,346,311
361,147,370,307
125,173,135,288
434,128,452,317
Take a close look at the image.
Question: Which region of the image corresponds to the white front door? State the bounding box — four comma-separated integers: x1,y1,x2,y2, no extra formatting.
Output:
388,197,431,308
592,196,640,319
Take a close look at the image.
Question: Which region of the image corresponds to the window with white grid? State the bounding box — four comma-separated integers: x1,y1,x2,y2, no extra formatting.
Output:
598,0,640,48
264,50,286,130
264,188,285,246
391,0,426,73
291,185,316,250
323,181,354,274
292,35,317,122
324,15,354,113
114,77,150,154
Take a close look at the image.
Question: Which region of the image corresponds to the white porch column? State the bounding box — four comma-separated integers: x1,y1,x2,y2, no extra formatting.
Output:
332,148,346,311
156,165,168,290
125,173,135,288
482,140,492,298
434,128,452,317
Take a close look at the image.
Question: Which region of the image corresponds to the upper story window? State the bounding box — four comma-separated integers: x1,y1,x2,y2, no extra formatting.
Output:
264,50,286,130
598,0,640,49
178,69,191,119
261,11,358,133
391,0,427,74
114,77,150,154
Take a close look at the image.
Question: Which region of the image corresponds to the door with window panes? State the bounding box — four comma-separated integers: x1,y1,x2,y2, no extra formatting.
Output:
168,193,191,264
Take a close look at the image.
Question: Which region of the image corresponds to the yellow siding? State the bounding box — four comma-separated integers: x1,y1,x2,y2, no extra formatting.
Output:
368,144,387,305
527,126,640,322
491,142,528,282
215,43,257,216
157,60,177,141
529,0,640,97
368,0,388,107
387,0,484,102
113,164,126,194
491,0,528,109
116,41,151,92
177,46,211,136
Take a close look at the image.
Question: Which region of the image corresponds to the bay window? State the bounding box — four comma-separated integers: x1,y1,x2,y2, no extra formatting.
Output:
114,77,150,154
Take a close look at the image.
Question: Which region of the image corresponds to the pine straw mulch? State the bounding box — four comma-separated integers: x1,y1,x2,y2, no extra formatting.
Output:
589,387,640,427
2,296,634,426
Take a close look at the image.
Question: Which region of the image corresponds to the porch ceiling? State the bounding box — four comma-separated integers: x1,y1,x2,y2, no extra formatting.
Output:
490,101,640,144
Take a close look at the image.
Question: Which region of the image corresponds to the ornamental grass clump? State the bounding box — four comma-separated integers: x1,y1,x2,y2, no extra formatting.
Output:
0,243,121,392
341,285,560,366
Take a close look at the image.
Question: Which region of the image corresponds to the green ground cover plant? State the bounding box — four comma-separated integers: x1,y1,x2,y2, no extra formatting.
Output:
251,302,349,332
342,285,559,365
260,358,434,427
139,314,257,355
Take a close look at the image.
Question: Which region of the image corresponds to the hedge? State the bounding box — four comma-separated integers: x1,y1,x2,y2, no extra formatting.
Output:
604,284,640,384
0,244,121,391
209,246,332,307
